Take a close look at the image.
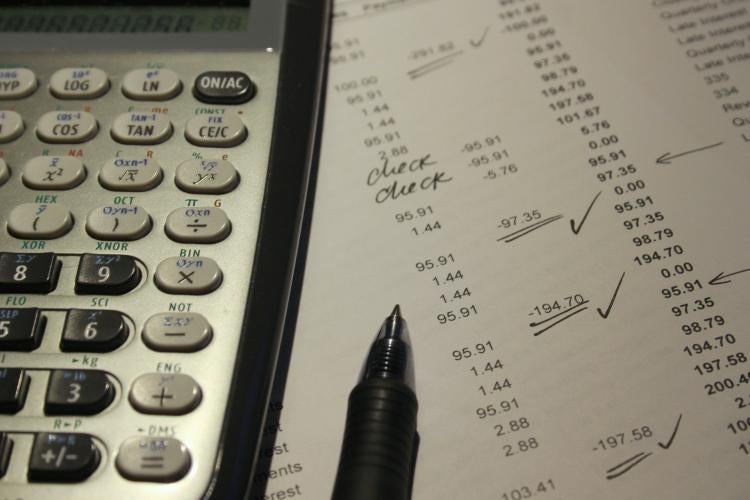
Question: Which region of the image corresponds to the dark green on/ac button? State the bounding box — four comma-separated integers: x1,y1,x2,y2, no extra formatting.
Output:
193,71,256,104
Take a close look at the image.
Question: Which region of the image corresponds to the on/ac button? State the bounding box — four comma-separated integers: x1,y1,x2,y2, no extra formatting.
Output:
193,71,256,104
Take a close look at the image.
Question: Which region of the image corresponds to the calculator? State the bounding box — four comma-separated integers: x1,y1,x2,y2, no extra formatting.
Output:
0,0,330,498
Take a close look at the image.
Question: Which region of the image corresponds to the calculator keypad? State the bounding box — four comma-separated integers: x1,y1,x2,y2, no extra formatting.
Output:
0,158,8,185
0,309,45,351
75,254,141,295
85,205,152,241
164,207,231,244
22,156,87,190
49,68,109,100
0,369,30,414
115,436,190,482
122,69,182,101
45,369,115,415
36,110,98,144
184,113,246,147
7,203,74,240
0,111,24,144
0,252,60,293
0,69,37,100
129,373,201,415
110,112,173,145
99,157,163,191
0,52,278,498
60,309,129,352
141,313,212,353
28,433,100,482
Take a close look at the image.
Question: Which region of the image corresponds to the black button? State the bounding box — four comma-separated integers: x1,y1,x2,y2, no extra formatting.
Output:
28,433,99,482
60,309,129,352
0,433,12,479
0,252,60,294
193,71,256,104
0,368,30,413
0,308,45,351
75,254,141,295
45,370,114,416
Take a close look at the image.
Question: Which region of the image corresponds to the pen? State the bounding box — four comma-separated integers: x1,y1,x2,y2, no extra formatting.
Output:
331,305,419,500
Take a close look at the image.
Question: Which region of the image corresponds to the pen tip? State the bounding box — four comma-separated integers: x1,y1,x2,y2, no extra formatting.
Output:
390,304,402,318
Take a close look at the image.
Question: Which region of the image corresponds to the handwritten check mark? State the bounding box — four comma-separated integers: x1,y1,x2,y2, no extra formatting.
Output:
470,26,490,47
570,191,602,235
597,272,625,319
658,414,683,450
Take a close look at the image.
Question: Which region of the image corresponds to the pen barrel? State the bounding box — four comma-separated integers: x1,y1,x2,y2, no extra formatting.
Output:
331,378,418,500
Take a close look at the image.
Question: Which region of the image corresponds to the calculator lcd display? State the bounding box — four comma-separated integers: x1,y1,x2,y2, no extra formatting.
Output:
0,1,251,32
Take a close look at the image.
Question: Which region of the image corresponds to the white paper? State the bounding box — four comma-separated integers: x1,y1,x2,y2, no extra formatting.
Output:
256,0,750,498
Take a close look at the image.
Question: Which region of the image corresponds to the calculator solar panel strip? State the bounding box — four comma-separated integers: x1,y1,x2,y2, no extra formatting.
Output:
0,0,331,498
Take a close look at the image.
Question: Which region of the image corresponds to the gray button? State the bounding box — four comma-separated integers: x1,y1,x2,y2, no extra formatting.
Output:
0,68,37,99
0,111,24,143
86,206,152,241
142,313,213,352
49,67,109,99
8,203,73,239
99,157,163,191
111,112,172,145
154,257,222,295
0,158,8,186
129,373,201,415
37,111,98,144
23,156,86,190
185,114,246,147
122,69,182,101
174,159,239,194
165,207,231,244
116,436,191,482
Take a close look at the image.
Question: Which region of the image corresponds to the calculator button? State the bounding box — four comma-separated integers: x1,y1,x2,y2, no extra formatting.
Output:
142,313,212,352
116,436,191,482
7,203,74,239
0,433,11,478
0,68,37,99
0,252,61,293
37,111,98,144
28,433,100,482
174,158,239,194
75,254,141,295
165,207,231,244
111,112,172,145
49,67,109,99
0,368,30,413
22,156,86,190
184,114,246,147
99,157,163,191
45,370,114,415
60,309,129,352
154,257,222,295
0,158,8,186
0,110,24,143
129,373,201,415
0,308,45,351
86,205,152,241
193,71,256,104
122,68,182,101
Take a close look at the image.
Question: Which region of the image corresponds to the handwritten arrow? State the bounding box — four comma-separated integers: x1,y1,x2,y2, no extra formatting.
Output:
709,269,750,286
656,141,724,165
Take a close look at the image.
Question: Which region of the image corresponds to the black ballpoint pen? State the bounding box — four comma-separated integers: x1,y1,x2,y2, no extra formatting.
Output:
331,305,419,500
